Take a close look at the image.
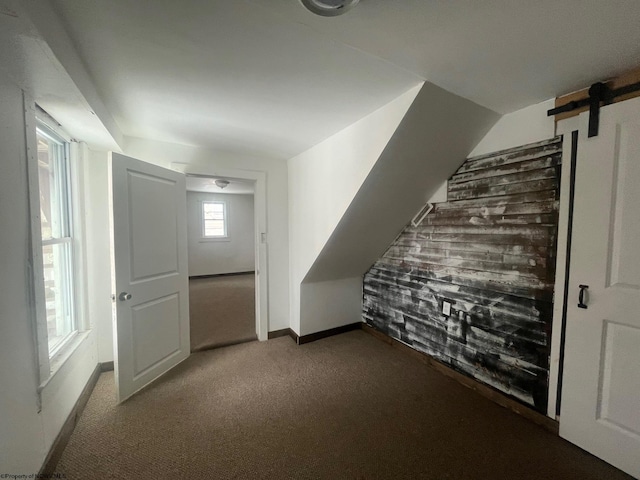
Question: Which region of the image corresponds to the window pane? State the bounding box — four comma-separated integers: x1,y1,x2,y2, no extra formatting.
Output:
37,132,70,240
43,242,76,354
204,219,225,237
203,203,224,219
203,202,226,237
37,124,76,357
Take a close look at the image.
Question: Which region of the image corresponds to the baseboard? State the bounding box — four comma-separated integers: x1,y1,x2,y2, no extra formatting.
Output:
288,329,300,343
360,323,559,435
296,322,362,345
266,328,299,343
189,271,255,280
101,361,114,372
39,361,106,475
268,328,292,340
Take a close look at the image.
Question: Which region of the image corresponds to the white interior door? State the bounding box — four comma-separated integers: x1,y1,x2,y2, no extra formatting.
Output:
109,153,190,403
560,97,640,478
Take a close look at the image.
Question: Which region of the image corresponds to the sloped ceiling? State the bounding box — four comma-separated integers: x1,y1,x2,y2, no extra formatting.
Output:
303,82,500,283
50,0,640,159
0,0,122,150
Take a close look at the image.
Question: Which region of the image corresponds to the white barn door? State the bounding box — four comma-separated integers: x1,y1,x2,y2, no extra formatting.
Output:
560,97,640,478
109,153,190,403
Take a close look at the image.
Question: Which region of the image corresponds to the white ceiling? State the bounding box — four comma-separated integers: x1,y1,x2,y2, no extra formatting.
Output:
186,176,255,195
257,0,640,113
51,0,640,159
51,0,422,159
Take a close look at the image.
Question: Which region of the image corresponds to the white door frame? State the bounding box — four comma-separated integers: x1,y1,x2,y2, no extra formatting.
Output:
172,162,269,341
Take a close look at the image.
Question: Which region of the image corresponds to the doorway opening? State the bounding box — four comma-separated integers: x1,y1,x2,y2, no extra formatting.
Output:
185,175,258,351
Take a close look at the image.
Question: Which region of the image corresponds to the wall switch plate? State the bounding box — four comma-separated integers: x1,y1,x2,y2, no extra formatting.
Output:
442,300,451,316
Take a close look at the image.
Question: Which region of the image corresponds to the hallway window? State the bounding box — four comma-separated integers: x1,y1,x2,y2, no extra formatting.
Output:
36,122,77,357
202,201,227,238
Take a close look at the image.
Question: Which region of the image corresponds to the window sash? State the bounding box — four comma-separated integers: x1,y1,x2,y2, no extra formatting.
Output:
36,122,78,359
37,128,73,241
202,201,227,238
42,237,73,246
45,242,77,357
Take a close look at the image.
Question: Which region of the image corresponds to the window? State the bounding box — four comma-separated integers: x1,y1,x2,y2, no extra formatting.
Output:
202,201,227,238
36,122,78,357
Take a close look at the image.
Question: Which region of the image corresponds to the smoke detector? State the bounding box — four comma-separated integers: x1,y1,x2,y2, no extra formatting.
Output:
300,0,360,17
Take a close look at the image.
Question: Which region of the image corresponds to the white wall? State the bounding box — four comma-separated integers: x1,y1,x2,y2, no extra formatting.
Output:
122,137,289,332
187,192,255,277
0,79,99,473
469,99,556,157
288,85,422,292
289,83,500,336
304,84,498,284
288,85,422,334
84,150,113,363
300,277,363,335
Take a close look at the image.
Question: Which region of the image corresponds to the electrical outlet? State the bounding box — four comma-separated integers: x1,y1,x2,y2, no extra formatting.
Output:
442,300,451,316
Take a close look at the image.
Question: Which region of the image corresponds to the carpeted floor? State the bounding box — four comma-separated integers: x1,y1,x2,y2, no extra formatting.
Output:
54,330,632,480
189,274,256,351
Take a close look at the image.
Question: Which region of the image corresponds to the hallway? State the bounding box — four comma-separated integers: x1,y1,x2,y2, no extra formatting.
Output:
189,273,256,351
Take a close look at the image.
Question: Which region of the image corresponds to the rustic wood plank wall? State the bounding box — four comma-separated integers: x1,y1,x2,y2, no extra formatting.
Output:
363,136,562,413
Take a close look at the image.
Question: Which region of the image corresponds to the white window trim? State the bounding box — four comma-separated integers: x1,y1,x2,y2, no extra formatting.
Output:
201,200,228,240
39,126,78,359
198,238,231,243
25,99,91,397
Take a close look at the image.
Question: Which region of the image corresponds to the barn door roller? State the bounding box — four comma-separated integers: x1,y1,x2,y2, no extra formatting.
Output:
548,80,640,137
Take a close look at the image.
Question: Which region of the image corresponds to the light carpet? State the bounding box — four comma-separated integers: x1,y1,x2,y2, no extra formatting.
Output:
189,273,256,351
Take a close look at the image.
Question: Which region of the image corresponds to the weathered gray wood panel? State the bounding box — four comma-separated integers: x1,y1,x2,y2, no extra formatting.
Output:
363,136,562,412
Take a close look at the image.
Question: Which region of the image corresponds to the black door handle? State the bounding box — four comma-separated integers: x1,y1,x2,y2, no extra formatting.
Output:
578,285,589,309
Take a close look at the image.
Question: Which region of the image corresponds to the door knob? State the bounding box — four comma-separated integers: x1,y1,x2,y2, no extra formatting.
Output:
578,285,589,309
119,292,132,301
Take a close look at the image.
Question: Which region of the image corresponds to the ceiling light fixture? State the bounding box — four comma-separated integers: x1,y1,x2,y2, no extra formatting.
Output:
214,179,230,189
300,0,359,17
